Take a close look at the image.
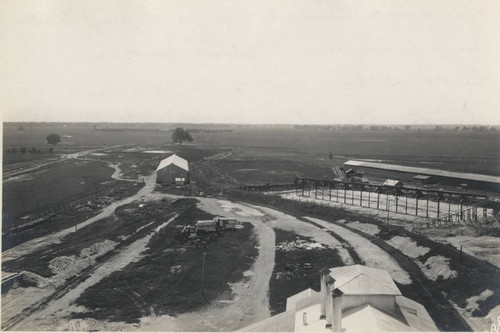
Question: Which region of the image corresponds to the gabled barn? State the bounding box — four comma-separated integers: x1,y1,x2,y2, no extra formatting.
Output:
156,154,189,184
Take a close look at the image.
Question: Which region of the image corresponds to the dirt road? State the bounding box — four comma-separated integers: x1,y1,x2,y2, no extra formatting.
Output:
11,214,180,331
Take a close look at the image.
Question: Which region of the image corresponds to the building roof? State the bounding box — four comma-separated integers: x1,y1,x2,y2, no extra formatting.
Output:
413,175,431,180
292,302,437,332
238,310,295,332
396,295,439,331
156,154,189,172
286,288,320,312
196,220,216,225
340,304,414,332
383,179,403,187
328,265,401,296
238,265,437,332
344,160,500,184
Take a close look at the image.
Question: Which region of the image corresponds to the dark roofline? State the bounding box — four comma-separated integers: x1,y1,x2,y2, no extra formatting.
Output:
344,160,500,184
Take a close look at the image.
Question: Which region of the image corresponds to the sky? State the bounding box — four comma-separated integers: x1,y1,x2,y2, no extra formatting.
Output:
1,0,499,125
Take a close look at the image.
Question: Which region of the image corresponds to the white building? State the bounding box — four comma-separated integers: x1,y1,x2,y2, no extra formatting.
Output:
239,265,438,332
156,154,189,184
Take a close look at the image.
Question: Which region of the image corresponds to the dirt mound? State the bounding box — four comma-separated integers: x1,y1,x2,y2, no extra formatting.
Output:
17,271,50,288
420,255,457,280
80,240,116,258
45,240,118,287
49,256,78,275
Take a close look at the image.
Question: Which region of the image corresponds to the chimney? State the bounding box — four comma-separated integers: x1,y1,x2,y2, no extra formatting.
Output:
332,288,344,332
319,267,332,319
324,276,335,328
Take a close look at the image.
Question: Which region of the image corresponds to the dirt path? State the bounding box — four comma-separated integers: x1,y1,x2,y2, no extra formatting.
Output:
11,214,180,331
132,199,356,331
304,216,412,284
7,198,277,332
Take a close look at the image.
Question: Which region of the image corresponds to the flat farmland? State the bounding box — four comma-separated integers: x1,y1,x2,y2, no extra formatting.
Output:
3,123,170,148
2,159,129,226
211,159,336,185
192,128,500,175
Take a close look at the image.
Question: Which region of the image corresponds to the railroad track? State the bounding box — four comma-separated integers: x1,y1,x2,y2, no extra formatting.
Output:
2,201,194,330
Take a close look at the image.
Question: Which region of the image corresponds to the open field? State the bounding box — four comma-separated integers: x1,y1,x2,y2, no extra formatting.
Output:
3,160,130,221
5,123,500,174
3,122,500,331
72,209,257,323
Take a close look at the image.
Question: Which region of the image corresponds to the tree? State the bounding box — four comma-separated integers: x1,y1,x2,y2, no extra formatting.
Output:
405,125,411,131
46,133,61,145
172,128,193,145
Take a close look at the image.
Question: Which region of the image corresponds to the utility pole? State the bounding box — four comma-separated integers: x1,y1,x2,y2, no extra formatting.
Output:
386,196,390,223
201,251,207,293
82,175,90,196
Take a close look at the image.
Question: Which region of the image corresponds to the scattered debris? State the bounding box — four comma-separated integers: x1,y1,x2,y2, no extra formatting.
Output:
419,255,457,281
73,196,113,212
276,238,324,251
163,248,186,254
170,265,182,274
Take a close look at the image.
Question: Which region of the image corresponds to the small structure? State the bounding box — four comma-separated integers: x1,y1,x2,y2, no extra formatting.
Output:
413,175,432,185
214,217,241,230
156,154,189,184
195,220,218,233
383,179,403,187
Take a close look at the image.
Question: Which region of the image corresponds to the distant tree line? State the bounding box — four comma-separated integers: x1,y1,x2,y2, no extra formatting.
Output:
187,129,233,133
6,147,54,153
293,124,498,132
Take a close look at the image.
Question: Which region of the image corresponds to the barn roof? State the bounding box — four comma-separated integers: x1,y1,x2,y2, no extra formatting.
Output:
344,160,500,184
156,154,189,172
328,265,401,295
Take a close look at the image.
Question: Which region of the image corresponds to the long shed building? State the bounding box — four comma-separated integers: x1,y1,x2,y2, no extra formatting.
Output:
156,154,189,184
344,160,500,192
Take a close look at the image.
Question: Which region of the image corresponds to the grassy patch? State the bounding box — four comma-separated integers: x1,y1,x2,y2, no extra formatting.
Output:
72,206,258,323
2,159,135,225
269,228,344,316
2,181,143,251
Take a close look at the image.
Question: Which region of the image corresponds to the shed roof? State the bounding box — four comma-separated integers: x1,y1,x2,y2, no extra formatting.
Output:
156,154,189,172
383,179,403,187
344,160,500,184
328,265,401,295
413,175,431,180
196,220,216,225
